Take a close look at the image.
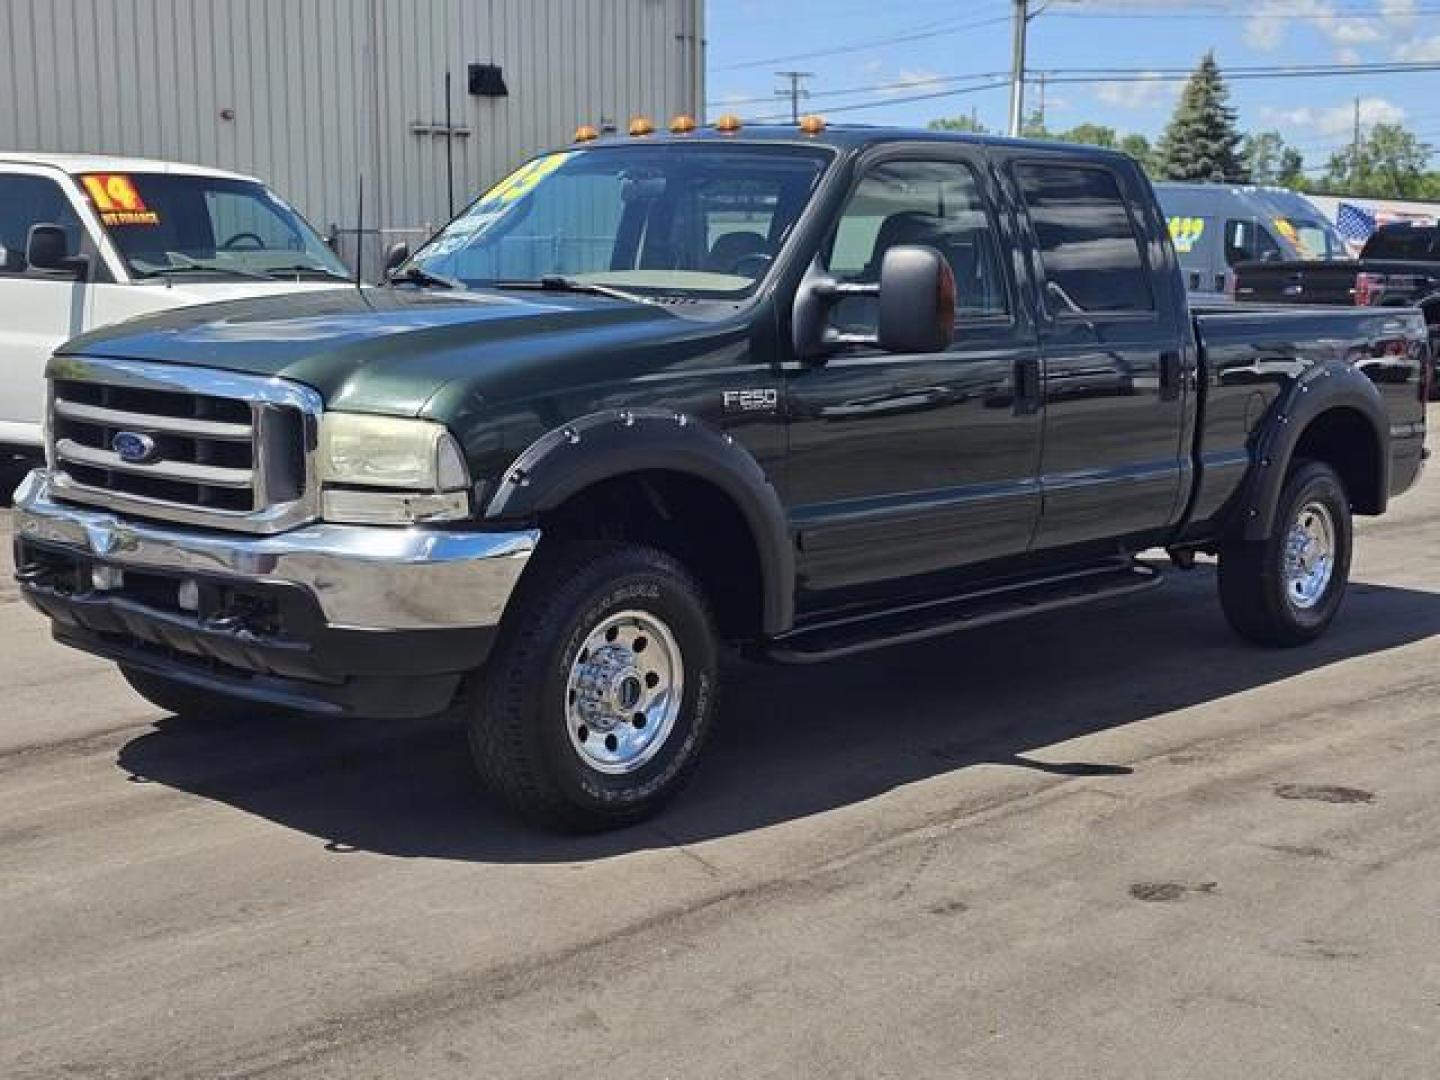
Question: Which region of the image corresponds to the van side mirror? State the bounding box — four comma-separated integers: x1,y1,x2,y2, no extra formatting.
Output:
792,244,956,361
383,241,410,276
26,224,89,279
877,245,955,354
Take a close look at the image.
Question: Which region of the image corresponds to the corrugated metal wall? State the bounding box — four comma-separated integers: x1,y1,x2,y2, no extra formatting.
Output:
0,0,705,273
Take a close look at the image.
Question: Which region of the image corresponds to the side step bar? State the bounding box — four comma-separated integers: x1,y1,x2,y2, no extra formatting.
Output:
762,562,1163,665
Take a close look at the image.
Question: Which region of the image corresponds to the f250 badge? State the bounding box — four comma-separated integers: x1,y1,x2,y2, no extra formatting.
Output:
722,388,779,413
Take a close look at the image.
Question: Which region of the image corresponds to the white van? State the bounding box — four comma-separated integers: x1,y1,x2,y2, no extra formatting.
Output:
0,154,352,453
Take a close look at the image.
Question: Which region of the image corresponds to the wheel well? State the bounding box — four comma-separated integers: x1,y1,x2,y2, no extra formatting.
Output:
1292,407,1383,515
535,471,766,641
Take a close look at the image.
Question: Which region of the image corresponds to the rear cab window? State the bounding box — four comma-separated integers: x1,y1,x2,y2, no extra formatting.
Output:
1015,162,1154,315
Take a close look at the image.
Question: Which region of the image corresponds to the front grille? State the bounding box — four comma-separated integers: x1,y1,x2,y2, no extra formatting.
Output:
47,358,322,534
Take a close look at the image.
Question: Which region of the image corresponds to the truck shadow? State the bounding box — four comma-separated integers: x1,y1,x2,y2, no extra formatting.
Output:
116,566,1440,863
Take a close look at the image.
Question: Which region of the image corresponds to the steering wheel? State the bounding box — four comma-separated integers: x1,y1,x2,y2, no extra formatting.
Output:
729,251,774,277
220,232,265,250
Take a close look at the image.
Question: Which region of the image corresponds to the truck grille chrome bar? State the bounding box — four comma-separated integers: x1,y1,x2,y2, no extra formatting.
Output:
46,358,323,534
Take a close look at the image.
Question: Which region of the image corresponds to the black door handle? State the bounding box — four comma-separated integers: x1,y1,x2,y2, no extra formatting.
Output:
1014,356,1041,415
1159,350,1182,401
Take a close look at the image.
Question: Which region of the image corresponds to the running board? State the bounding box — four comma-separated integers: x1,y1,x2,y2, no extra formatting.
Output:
762,562,1163,665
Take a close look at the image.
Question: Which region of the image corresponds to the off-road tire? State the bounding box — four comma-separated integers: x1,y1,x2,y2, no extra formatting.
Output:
463,541,720,832
1218,460,1352,647
120,665,267,722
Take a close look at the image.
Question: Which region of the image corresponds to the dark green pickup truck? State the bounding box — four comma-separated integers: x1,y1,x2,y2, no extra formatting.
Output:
13,123,1430,829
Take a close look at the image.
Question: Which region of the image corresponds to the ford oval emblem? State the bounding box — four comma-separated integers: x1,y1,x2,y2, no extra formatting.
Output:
112,430,158,464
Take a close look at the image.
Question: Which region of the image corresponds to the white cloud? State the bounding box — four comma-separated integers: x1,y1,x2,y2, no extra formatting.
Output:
1395,35,1440,61
1334,46,1363,65
1246,0,1392,52
1261,96,1407,137
1094,76,1177,111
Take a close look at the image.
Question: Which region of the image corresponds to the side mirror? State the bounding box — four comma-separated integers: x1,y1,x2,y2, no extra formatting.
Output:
382,241,410,276
26,224,89,279
877,245,955,354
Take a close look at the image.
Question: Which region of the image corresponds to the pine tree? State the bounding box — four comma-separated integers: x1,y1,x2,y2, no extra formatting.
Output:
1157,53,1249,183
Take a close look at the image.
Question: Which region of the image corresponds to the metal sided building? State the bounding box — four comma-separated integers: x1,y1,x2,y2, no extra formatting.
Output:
0,0,706,275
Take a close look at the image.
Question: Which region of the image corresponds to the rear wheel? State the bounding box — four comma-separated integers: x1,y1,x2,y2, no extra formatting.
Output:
1218,460,1352,646
463,542,720,831
119,665,265,722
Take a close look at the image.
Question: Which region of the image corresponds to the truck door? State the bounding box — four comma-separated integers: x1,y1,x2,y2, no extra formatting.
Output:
1004,155,1188,551
785,149,1042,604
0,168,103,449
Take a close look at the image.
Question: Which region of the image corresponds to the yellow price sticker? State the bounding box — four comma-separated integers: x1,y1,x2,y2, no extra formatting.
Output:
477,152,574,207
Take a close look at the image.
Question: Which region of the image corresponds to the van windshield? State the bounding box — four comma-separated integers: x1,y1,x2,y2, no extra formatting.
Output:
1275,217,1350,261
82,172,349,282
407,144,832,298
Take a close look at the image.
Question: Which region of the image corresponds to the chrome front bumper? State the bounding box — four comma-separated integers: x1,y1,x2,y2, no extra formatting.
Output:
13,470,538,632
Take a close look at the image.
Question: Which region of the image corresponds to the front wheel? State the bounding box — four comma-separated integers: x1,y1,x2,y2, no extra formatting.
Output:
463,542,720,831
1218,460,1353,647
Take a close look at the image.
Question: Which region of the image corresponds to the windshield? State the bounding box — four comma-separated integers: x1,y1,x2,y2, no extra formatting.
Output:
82,172,349,281
1274,216,1350,261
408,144,832,298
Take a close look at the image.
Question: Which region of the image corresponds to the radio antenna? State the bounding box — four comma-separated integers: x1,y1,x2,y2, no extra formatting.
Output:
354,173,365,290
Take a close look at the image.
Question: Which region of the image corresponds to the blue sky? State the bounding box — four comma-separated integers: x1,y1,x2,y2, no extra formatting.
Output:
704,0,1440,170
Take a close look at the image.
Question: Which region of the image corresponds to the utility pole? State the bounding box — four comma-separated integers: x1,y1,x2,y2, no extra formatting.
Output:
1351,96,1362,187
775,70,814,123
1008,0,1028,137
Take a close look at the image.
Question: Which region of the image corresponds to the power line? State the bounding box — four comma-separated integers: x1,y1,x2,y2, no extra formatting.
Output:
775,71,815,124
714,6,1014,70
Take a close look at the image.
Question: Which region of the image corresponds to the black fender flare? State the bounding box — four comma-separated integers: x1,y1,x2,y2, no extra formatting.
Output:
1239,360,1390,541
483,408,795,634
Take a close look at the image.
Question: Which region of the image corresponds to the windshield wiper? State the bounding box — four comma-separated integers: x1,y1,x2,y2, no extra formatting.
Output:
495,276,653,305
264,264,352,281
386,264,463,289
138,264,272,281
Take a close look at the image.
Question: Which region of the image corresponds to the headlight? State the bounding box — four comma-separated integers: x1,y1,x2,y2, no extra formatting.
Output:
318,413,472,525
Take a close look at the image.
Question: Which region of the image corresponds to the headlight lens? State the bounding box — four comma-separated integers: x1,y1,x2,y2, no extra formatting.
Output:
318,413,469,491
317,413,472,525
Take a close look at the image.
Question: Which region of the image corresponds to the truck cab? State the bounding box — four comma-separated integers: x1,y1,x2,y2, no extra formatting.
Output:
0,154,352,453
12,123,1429,831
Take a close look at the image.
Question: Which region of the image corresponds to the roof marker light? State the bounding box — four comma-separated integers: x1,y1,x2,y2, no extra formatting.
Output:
669,114,697,134
628,116,656,136
714,113,743,134
573,124,599,143
798,115,827,135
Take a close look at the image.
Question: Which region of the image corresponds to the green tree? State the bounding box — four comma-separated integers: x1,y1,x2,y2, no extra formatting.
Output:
1157,52,1249,182
1058,123,1118,149
1242,130,1306,187
927,114,988,134
1119,133,1158,176
1323,122,1434,198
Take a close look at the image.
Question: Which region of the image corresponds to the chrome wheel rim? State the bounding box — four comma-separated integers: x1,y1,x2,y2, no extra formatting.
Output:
565,610,684,774
1283,500,1336,610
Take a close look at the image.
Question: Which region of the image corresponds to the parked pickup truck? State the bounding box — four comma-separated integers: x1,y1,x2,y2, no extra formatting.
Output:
1234,221,1440,397
13,123,1430,830
0,154,353,454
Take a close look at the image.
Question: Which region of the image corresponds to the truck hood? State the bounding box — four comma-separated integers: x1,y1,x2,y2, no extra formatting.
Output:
56,286,696,416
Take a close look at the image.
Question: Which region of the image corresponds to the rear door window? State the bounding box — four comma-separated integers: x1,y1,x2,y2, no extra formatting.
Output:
1015,163,1154,315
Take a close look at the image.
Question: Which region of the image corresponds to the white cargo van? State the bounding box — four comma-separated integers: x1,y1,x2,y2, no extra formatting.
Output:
0,154,351,453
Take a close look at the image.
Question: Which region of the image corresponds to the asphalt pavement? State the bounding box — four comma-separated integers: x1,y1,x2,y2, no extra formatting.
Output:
1,420,1438,1079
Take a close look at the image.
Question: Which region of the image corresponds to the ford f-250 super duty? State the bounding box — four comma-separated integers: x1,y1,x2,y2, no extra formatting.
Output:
12,120,1430,830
